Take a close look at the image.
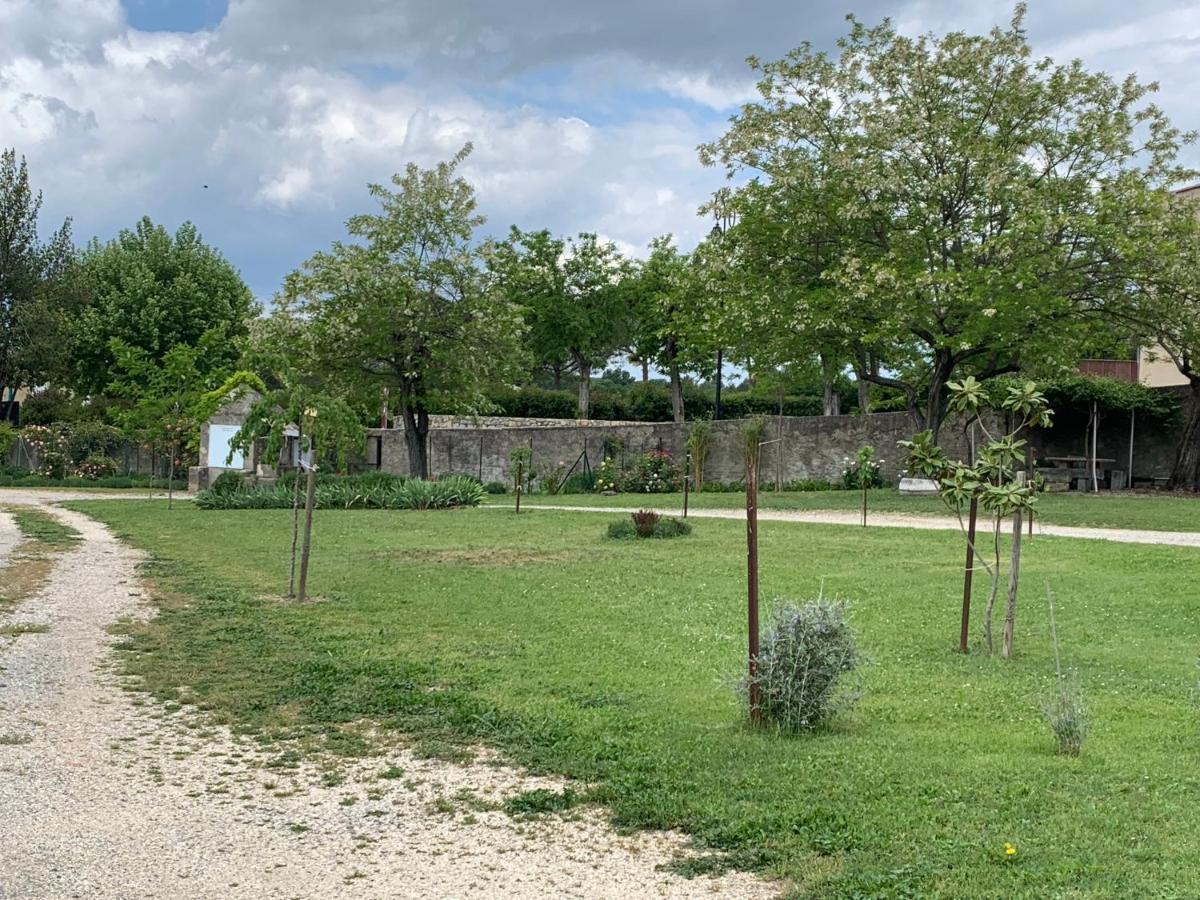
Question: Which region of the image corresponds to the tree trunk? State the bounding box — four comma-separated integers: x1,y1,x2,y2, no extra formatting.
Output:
401,403,430,479
640,358,649,383
669,364,684,424
576,359,591,420
924,352,956,443
1002,492,1025,660
552,364,562,391
856,377,870,414
1168,377,1200,491
820,353,840,416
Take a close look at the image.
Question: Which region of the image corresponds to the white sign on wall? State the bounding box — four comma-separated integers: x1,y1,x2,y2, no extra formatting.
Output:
207,424,245,469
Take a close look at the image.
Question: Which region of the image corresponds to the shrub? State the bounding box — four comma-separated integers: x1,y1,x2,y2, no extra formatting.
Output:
558,470,596,494
0,422,17,460
631,508,660,537
742,599,862,731
841,445,885,490
210,471,245,497
622,449,680,493
65,421,123,463
1041,674,1088,756
594,456,620,493
483,481,508,494
606,514,691,540
76,453,118,480
195,473,482,511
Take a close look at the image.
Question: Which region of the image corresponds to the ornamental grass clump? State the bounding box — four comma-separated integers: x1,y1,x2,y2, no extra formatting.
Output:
1042,674,1088,757
742,599,862,731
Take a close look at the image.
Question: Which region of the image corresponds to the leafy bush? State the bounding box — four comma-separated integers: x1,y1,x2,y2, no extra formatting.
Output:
607,514,692,540
75,453,119,480
195,473,482,511
0,471,167,489
761,478,840,492
558,470,596,494
841,447,885,490
622,449,681,492
743,599,862,731
64,421,123,463
1042,674,1088,756
483,481,508,494
699,480,745,493
210,471,245,496
0,422,17,460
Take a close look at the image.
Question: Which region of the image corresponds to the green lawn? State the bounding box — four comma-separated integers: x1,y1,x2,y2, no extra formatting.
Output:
499,488,1200,531
76,501,1200,898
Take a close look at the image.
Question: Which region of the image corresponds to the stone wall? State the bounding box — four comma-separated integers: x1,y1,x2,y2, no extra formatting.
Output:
365,411,979,486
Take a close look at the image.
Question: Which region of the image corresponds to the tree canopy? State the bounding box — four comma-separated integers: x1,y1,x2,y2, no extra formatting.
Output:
279,145,526,477
74,217,255,397
700,5,1193,439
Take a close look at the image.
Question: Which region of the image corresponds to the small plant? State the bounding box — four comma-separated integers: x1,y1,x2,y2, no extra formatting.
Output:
841,445,884,490
741,599,862,731
508,446,532,491
210,470,244,497
1041,583,1088,756
503,787,579,817
631,508,660,537
1042,674,1088,757
594,456,620,493
483,480,508,494
606,515,692,540
686,420,712,490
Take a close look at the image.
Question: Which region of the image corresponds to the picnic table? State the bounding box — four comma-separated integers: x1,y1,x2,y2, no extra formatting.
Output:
1041,456,1122,490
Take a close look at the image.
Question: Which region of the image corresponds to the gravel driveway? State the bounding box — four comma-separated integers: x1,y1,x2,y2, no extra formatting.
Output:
0,500,777,899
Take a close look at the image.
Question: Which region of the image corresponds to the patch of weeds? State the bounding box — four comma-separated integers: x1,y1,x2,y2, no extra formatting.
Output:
287,822,310,834
378,765,405,780
339,795,359,807
411,738,475,764
0,622,50,636
8,507,81,548
321,771,346,787
0,732,33,746
428,796,457,815
453,788,500,812
503,787,580,817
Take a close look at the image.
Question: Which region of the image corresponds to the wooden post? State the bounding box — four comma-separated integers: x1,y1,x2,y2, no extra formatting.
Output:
745,434,762,725
296,466,317,602
960,495,978,653
515,461,523,514
1002,473,1026,659
1127,409,1136,490
683,452,690,518
1091,401,1100,493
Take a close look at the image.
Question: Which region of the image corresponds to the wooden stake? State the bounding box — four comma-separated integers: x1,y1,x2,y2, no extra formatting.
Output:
960,495,978,653
296,466,317,602
745,439,762,725
515,461,523,514
1002,473,1026,659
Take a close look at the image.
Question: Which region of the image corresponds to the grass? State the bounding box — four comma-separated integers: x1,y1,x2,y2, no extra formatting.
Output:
0,621,50,636
7,506,82,548
500,487,1200,532
74,500,1200,897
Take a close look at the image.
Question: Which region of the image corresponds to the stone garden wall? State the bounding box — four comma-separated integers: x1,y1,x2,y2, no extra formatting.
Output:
366,411,979,486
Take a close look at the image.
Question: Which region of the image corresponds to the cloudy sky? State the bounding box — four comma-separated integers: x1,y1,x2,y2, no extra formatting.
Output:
4,0,1200,300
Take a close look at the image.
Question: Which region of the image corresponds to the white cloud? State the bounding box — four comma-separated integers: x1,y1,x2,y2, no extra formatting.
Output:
1,0,1198,301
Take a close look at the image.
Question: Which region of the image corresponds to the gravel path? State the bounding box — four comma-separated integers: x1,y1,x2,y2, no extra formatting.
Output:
0,501,777,899
518,504,1200,548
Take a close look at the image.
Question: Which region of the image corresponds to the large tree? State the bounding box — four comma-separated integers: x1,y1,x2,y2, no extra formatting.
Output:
626,235,698,423
700,6,1191,440
281,146,525,478
74,217,255,397
0,148,79,411
490,228,632,419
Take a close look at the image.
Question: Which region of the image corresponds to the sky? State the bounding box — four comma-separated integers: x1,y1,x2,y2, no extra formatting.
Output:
4,0,1200,303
